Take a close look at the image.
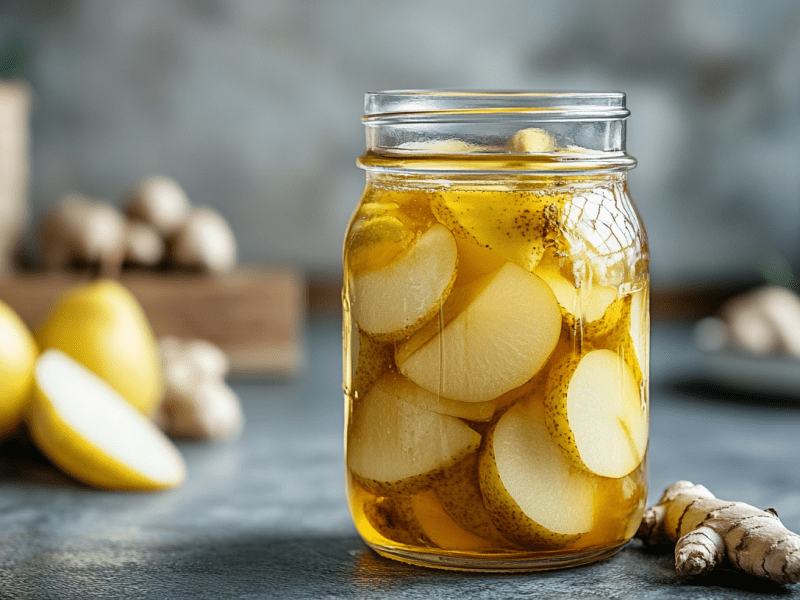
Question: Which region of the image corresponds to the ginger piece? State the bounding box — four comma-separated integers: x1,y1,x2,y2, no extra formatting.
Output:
170,207,238,274
636,480,800,583
507,128,556,153
124,220,165,267
124,176,191,237
39,193,127,274
720,286,800,358
155,337,243,441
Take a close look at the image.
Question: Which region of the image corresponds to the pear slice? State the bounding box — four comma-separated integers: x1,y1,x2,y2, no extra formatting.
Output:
362,495,427,546
534,266,618,336
430,188,565,272
343,320,392,399
454,237,508,286
389,374,496,422
27,349,186,491
361,489,492,550
347,374,482,494
350,224,458,341
544,349,647,478
479,397,596,547
396,262,561,403
410,489,494,551
435,453,519,548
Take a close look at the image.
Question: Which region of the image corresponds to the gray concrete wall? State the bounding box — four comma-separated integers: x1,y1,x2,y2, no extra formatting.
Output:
2,0,800,289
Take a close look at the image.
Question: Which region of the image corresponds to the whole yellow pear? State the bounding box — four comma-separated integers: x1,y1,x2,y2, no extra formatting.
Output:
0,300,38,437
35,280,163,416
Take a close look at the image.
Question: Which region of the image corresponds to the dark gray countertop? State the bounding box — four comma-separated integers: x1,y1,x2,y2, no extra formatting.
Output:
2,317,800,599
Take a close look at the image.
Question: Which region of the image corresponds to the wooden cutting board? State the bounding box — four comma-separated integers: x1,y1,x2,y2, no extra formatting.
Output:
0,267,305,378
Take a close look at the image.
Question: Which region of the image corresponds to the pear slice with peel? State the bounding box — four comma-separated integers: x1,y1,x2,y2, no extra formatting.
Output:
479,397,596,547
430,188,565,272
361,489,492,550
387,373,496,422
362,495,427,546
534,266,618,336
435,453,519,548
347,374,482,494
27,349,186,491
411,489,494,551
396,262,561,403
350,224,458,341
544,349,647,478
343,320,392,398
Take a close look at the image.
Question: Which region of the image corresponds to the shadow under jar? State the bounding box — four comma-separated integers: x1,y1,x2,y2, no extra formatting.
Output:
342,91,649,572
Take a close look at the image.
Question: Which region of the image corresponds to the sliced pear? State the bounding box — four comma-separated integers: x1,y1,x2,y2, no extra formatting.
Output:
360,489,493,551
544,349,647,478
27,349,186,491
361,495,428,546
435,453,519,548
626,288,649,388
396,262,561,403
479,397,596,547
350,224,458,341
347,373,482,494
382,374,495,422
579,467,648,549
345,215,415,277
534,265,619,336
411,489,494,551
343,320,392,398
454,237,508,286
430,188,566,272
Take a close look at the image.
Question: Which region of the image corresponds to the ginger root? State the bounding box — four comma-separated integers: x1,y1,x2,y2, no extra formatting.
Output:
636,480,800,583
39,193,127,274
155,337,243,441
170,206,237,273
124,176,191,237
124,219,165,267
720,286,800,358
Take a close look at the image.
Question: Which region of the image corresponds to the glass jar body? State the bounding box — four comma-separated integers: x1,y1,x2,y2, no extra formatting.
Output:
343,92,649,571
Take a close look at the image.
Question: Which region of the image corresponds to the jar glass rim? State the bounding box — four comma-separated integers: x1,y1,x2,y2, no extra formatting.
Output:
364,90,629,122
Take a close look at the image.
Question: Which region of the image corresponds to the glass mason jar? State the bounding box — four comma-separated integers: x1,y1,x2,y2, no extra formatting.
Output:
343,91,649,571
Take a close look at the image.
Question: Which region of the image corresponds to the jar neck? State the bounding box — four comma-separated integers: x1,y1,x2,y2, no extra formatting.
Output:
359,91,636,175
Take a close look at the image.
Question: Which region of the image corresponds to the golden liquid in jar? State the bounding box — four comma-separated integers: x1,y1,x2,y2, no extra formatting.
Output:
343,171,648,568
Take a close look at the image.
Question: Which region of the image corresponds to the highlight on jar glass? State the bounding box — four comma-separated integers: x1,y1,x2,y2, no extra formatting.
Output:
342,91,649,572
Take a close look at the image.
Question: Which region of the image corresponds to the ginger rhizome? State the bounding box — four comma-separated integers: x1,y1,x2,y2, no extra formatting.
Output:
636,480,800,583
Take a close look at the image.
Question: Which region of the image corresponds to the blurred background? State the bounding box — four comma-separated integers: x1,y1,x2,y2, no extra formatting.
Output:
1,0,799,321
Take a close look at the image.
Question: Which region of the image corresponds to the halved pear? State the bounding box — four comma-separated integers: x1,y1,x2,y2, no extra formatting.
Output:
396,262,561,403
544,349,647,478
347,374,482,494
350,224,458,341
479,397,596,547
27,349,186,491
430,188,565,272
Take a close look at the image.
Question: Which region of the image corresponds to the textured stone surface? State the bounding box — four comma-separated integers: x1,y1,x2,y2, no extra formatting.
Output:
1,317,800,598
